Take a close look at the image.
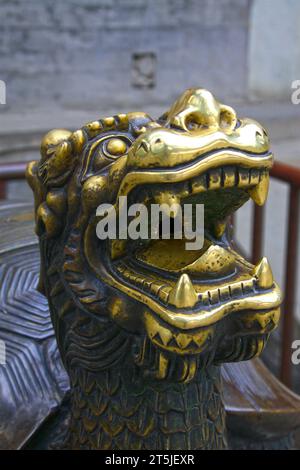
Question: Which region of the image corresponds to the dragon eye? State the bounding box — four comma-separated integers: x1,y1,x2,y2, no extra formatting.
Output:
104,138,128,158
83,135,132,180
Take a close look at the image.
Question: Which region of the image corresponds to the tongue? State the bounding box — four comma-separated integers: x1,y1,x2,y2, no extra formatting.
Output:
135,238,235,277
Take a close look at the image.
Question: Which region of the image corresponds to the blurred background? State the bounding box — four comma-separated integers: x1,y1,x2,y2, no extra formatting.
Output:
0,0,300,389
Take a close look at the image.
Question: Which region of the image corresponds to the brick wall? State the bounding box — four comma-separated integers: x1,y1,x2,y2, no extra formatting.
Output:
0,0,251,112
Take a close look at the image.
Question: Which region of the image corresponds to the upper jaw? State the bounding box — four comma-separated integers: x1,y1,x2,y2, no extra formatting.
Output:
126,117,270,169
114,115,272,204
108,150,272,262
114,149,273,209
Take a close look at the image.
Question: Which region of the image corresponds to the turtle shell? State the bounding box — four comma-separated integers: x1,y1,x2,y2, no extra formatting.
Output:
0,202,69,449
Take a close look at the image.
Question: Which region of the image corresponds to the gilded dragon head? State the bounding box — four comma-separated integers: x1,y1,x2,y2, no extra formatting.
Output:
27,88,282,383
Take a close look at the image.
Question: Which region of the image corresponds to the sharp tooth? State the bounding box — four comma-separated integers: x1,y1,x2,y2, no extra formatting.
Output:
168,274,198,308
213,220,226,238
154,192,181,218
248,173,269,206
253,257,274,289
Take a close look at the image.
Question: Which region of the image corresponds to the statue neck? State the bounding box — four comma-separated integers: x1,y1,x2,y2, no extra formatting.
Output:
67,363,227,450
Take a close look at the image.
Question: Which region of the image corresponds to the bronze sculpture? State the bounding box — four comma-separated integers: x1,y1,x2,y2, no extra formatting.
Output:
25,88,282,449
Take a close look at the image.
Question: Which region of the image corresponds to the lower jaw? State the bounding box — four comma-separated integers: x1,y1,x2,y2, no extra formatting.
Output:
109,262,282,330
84,227,282,330
107,239,282,330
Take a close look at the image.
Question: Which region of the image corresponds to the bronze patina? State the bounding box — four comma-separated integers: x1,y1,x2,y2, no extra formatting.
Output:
26,88,282,449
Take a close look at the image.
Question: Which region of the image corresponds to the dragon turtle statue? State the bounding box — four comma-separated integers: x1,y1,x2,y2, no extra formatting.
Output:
24,88,282,450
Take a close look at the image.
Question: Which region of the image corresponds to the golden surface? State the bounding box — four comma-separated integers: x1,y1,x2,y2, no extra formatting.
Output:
168,273,199,308
27,87,282,384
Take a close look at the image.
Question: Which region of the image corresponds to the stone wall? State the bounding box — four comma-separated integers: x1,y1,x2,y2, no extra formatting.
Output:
0,0,251,112
248,0,300,100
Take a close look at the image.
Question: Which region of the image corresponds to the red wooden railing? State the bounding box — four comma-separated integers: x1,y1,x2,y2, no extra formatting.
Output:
252,162,300,388
0,160,299,388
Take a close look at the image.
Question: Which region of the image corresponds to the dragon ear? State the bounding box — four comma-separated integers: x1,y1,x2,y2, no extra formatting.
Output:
38,129,74,186
40,129,72,161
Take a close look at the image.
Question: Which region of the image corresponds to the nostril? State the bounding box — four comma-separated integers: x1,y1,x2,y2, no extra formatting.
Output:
152,137,166,154
255,130,268,144
139,140,150,153
185,116,206,131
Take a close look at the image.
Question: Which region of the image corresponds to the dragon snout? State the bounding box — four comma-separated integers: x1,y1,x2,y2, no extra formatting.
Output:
165,88,237,133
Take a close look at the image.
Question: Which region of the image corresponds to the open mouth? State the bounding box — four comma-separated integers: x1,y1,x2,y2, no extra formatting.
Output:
31,87,283,382
85,149,281,335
